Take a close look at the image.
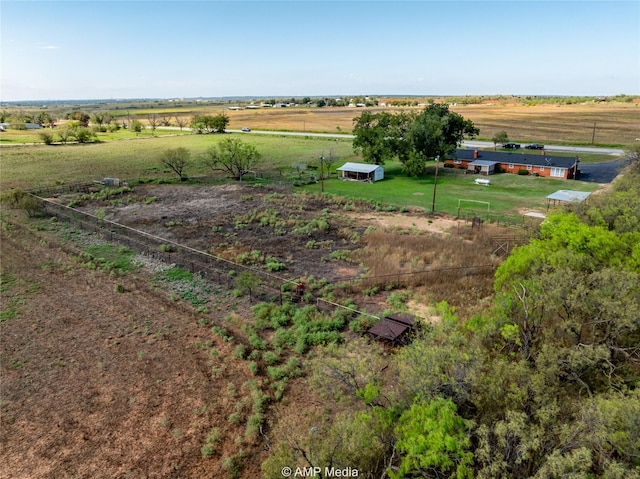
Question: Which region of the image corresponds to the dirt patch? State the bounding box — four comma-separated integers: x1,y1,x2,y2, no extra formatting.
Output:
344,211,459,235
72,183,460,284
0,214,263,478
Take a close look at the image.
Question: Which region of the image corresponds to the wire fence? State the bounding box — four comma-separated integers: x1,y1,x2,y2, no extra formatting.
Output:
38,197,301,304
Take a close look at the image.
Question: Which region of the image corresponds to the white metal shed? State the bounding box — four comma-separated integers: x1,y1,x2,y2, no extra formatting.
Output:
336,162,384,182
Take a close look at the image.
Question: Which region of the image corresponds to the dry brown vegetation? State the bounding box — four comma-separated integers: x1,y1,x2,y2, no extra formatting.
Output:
221,102,639,145
0,181,517,478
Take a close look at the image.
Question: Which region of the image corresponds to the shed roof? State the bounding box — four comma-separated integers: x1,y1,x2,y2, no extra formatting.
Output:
386,313,416,327
336,162,382,174
368,320,409,342
546,190,591,202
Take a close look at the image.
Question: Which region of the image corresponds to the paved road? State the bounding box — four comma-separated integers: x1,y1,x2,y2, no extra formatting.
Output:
160,127,626,156
459,140,624,156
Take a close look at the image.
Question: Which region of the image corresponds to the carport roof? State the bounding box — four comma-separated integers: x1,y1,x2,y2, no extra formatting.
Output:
546,190,591,202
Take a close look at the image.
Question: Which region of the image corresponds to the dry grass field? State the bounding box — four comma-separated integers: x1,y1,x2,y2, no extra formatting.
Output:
2,100,637,148
221,102,639,146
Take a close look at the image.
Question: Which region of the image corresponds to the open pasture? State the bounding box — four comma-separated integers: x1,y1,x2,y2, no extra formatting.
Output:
0,134,357,190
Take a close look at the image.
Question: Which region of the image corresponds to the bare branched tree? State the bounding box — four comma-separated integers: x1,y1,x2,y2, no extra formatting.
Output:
159,147,190,181
174,115,189,131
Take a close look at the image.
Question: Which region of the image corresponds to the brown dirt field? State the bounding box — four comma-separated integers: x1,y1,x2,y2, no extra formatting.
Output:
71,183,368,284
0,183,502,478
0,214,265,478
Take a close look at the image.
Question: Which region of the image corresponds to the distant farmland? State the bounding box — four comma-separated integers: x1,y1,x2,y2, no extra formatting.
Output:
222,102,639,146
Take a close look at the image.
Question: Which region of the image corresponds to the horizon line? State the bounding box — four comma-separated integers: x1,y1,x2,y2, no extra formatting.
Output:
2,93,638,105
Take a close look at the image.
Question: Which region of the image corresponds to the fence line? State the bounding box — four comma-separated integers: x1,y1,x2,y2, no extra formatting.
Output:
316,297,380,320
38,197,300,302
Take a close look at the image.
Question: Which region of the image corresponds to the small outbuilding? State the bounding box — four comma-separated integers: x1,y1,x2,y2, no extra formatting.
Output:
368,312,417,345
336,162,384,182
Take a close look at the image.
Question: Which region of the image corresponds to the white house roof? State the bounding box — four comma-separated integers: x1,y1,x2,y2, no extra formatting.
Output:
546,190,591,202
336,162,382,173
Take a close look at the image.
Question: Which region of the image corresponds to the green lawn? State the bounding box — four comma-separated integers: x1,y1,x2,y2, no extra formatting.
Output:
304,162,599,217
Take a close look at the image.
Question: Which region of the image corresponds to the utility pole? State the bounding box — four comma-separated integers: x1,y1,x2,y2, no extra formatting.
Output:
431,156,440,213
591,122,596,144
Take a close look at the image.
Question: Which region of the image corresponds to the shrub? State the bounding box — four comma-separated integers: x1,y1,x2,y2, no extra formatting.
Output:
330,250,352,261
262,351,278,365
388,290,412,310
201,427,221,458
265,256,286,272
518,169,529,175
0,188,25,206
222,450,247,479
19,195,44,217
39,132,54,145
245,327,267,350
245,413,263,440
233,344,247,359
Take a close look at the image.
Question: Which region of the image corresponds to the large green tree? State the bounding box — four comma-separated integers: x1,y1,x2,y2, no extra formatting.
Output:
352,110,410,165
352,104,478,176
407,104,479,173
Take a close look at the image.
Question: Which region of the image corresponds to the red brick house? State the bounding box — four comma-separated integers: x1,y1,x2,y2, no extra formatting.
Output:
445,149,580,179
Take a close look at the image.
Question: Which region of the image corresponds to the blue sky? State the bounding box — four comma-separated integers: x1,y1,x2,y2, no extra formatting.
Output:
1,1,639,101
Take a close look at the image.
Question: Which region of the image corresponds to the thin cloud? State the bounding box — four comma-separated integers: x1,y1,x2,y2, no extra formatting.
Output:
40,45,59,50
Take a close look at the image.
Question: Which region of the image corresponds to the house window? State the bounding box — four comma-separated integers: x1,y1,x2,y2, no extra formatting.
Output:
527,165,532,170
540,166,545,172
454,160,461,164
551,167,564,177
508,163,514,169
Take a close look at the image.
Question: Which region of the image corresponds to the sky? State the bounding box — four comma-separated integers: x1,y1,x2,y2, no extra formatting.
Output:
1,1,639,101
